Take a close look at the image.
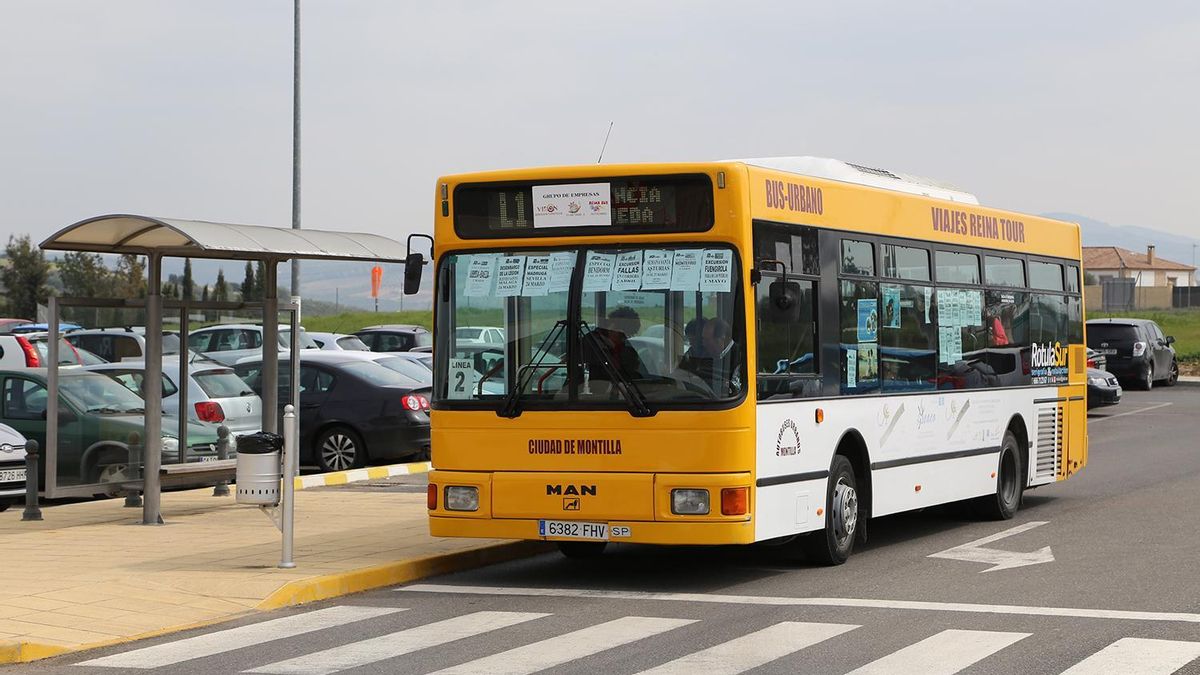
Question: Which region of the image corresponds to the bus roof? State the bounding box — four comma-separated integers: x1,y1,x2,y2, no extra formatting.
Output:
732,156,979,205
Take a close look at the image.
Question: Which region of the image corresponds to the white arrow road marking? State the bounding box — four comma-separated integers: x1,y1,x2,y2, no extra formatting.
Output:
927,521,1054,572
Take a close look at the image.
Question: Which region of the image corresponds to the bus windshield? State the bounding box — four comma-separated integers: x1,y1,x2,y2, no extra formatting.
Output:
436,245,744,410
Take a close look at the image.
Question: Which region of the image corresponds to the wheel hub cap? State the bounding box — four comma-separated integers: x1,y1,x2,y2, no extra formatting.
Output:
832,478,858,544
321,435,356,471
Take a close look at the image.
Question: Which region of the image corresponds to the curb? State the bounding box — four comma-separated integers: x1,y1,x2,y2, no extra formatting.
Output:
0,539,549,665
293,460,432,490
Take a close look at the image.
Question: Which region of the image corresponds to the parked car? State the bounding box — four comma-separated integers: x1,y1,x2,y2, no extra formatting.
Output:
187,324,319,366
0,319,33,335
85,358,263,437
1086,367,1122,408
396,351,433,372
454,326,504,345
66,328,182,363
307,331,371,352
0,423,27,512
0,369,221,489
355,325,432,352
233,351,431,472
9,322,82,335
1086,318,1178,390
0,334,103,369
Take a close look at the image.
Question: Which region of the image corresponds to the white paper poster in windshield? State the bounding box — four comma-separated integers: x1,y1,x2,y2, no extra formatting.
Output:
547,252,576,294
532,183,611,228
1031,341,1069,384
669,250,701,291
611,251,643,291
699,250,733,292
641,250,674,290
495,256,526,297
521,256,551,296
582,252,615,292
447,358,477,400
463,255,498,298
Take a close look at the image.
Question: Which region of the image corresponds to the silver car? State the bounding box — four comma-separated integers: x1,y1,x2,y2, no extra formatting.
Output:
85,359,263,437
0,423,27,511
308,331,371,352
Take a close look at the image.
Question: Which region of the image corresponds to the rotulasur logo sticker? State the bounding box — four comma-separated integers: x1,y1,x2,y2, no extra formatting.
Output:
1031,341,1069,384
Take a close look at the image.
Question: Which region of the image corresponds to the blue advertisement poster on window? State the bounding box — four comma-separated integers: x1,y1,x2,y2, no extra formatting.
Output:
857,298,878,342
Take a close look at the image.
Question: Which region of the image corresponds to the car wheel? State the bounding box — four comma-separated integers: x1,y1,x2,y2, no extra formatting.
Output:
1164,359,1179,387
1141,363,1154,391
973,431,1023,520
800,455,858,565
315,427,366,472
557,541,607,559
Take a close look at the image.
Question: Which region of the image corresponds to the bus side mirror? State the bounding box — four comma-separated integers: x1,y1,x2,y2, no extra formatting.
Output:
403,252,425,296
766,280,802,323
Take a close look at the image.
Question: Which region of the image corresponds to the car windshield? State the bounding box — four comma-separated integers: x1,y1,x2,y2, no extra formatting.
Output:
339,361,422,387
162,333,181,354
59,371,148,412
375,356,433,384
435,245,744,410
194,369,256,398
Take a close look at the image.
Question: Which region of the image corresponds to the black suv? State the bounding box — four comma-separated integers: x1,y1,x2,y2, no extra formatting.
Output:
354,324,432,353
1086,318,1178,390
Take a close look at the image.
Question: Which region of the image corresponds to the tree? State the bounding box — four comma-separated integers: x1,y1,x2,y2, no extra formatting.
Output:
115,254,147,298
182,258,195,301
201,284,209,302
58,252,114,298
254,261,266,300
1,235,50,319
241,261,256,301
213,268,230,302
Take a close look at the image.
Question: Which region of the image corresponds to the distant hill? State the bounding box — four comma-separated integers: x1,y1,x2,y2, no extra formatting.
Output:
1044,212,1200,266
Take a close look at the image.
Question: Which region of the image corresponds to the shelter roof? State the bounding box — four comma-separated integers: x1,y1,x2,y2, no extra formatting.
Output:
40,214,409,263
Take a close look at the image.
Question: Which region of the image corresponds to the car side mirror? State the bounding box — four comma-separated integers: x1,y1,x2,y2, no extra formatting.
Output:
1165,335,1175,345
403,252,425,296
766,280,803,323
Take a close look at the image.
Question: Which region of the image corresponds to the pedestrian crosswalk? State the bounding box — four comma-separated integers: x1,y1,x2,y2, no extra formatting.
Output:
74,603,1200,674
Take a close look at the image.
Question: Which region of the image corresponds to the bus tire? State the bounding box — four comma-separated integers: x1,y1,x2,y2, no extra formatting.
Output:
802,455,858,566
974,431,1023,520
557,541,607,559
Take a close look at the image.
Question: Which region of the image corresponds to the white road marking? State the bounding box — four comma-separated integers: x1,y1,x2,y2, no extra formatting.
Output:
1087,401,1173,423
245,610,546,675
636,621,859,674
928,521,1054,572
1058,637,1200,674
846,629,1029,675
76,605,404,669
430,616,696,675
399,584,1200,624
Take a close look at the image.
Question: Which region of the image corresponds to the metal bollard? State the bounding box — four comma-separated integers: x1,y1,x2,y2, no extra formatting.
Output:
21,440,42,521
279,405,296,569
124,431,142,508
212,425,231,497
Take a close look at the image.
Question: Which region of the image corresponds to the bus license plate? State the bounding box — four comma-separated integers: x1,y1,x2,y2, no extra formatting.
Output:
539,520,608,541
0,468,26,483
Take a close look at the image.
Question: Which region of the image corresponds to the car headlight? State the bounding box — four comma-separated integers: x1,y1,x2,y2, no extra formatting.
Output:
160,437,179,453
1088,377,1106,386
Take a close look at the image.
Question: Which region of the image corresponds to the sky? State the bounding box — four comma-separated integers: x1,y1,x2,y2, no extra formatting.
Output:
3,1,1198,252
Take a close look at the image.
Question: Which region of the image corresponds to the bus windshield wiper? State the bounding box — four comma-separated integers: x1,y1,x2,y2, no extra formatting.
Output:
498,320,568,419
579,321,654,418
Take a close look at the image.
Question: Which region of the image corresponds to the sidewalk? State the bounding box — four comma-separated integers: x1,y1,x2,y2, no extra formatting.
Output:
0,473,543,664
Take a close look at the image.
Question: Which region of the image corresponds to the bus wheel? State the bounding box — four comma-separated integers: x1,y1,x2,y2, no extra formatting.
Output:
557,541,607,559
974,431,1023,520
802,455,858,565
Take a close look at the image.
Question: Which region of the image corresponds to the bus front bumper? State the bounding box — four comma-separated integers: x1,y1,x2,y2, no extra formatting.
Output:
429,515,756,546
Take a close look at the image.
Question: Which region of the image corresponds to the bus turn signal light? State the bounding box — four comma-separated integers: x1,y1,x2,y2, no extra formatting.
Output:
721,487,748,515
427,483,437,510
815,408,824,424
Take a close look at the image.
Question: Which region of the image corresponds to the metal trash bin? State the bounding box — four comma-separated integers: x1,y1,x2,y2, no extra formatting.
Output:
235,432,284,506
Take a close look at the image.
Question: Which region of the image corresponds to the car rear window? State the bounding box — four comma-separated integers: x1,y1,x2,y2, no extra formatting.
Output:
162,334,181,354
376,357,432,384
414,331,433,348
339,361,418,387
195,369,256,398
336,336,370,351
1087,324,1140,345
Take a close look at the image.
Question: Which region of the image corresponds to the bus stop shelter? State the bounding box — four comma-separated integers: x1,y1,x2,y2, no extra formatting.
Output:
39,214,413,525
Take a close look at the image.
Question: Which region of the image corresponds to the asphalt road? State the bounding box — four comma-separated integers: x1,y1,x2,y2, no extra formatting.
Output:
19,386,1200,674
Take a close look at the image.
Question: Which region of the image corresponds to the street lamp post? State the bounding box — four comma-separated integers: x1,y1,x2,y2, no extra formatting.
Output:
290,0,301,298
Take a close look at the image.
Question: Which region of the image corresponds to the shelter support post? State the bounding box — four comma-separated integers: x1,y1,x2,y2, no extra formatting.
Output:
143,254,164,525
177,304,188,464
262,263,279,435
45,296,59,499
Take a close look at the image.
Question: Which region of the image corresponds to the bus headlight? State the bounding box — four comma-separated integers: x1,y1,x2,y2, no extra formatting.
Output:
444,486,479,512
671,489,710,515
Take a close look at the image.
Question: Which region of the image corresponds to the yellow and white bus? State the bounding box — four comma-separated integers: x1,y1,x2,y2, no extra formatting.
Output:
422,157,1086,564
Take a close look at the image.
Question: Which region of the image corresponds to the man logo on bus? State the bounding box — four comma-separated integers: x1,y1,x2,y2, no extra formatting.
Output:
776,419,801,457
546,484,597,496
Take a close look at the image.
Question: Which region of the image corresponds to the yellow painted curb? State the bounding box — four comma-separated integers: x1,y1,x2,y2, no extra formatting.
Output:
293,460,432,491
0,641,69,664
258,540,551,610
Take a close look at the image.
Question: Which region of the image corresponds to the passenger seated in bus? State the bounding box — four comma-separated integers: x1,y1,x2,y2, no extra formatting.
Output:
583,306,648,383
676,317,708,374
684,317,742,395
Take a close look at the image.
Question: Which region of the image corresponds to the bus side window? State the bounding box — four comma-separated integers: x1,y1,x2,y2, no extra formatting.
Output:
880,283,936,392
840,279,880,395
755,276,817,399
